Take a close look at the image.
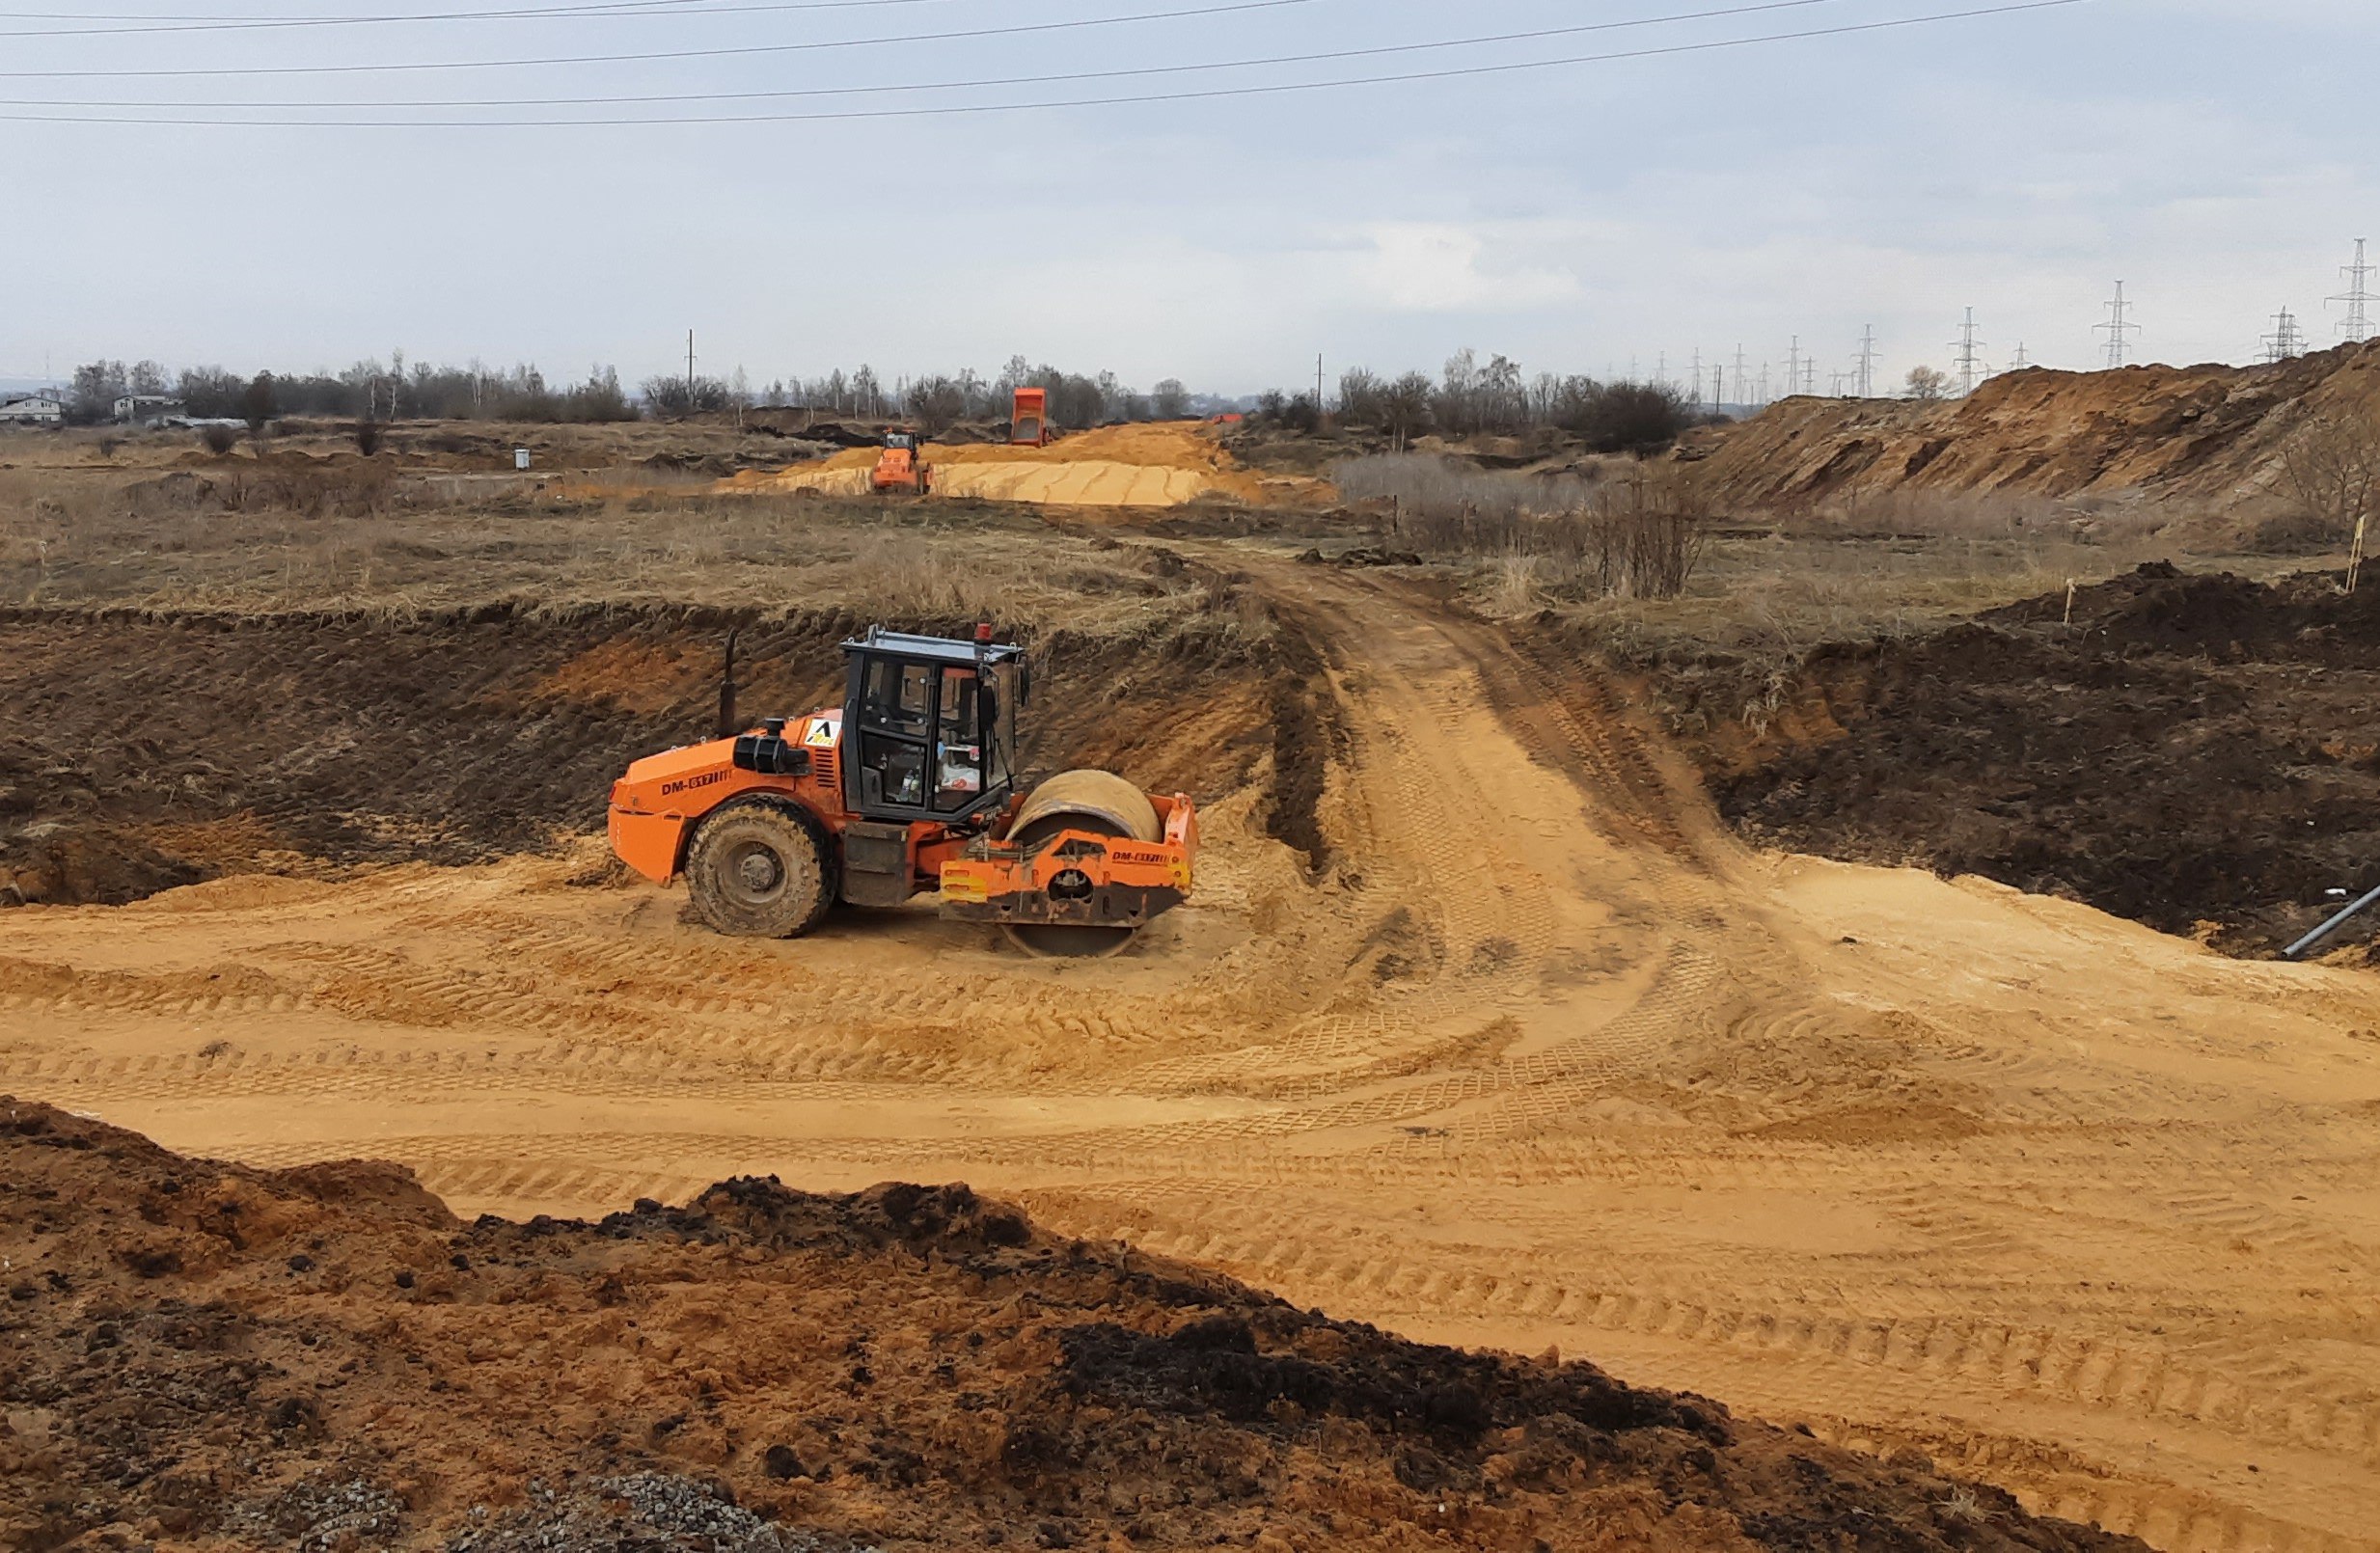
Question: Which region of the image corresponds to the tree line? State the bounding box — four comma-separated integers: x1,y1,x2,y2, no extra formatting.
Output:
60,357,637,425
1254,348,1702,453
53,346,1700,452
642,356,1195,433
58,353,1197,432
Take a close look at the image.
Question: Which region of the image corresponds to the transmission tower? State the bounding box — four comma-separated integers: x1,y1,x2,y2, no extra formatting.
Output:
1758,363,1772,406
1731,344,1749,406
1853,326,1879,398
1950,308,1983,396
2261,306,2308,363
1785,335,1802,399
2331,238,2375,343
2097,281,2141,368
1689,347,1703,402
2010,341,2031,372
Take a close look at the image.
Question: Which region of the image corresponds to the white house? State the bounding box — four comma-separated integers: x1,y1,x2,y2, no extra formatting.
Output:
0,391,64,425
113,395,184,425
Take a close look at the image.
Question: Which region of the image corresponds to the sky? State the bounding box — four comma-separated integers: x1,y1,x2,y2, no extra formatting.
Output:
0,0,2372,397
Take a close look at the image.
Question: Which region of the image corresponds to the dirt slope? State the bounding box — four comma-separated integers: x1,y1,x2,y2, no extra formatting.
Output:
1691,342,2380,511
0,1099,2138,1553
1636,562,2380,955
3,560,2378,1550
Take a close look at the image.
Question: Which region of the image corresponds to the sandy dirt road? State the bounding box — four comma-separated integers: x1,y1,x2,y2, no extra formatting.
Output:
4,559,2378,1550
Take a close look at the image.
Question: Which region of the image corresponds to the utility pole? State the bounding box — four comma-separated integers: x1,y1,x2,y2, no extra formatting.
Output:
1757,364,1771,406
687,330,697,407
1950,308,1983,396
1710,365,1725,413
1853,326,1878,398
2097,282,2140,368
2331,238,2375,343
1316,352,1326,418
2262,306,2308,363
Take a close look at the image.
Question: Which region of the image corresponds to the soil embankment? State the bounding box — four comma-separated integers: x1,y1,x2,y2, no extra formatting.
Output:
1631,563,2380,955
0,1098,2142,1553
1691,341,2380,511
0,604,1280,909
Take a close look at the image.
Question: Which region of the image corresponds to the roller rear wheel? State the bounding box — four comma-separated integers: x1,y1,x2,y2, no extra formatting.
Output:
686,804,834,939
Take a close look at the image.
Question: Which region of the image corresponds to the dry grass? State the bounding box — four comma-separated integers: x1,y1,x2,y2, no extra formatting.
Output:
1335,451,1608,519
0,449,1215,643
1332,452,1706,608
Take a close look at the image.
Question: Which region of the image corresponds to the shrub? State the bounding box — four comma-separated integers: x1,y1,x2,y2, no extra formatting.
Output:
354,422,385,455
199,424,238,455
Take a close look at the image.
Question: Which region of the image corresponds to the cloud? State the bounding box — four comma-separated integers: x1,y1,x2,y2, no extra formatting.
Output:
1347,224,1580,313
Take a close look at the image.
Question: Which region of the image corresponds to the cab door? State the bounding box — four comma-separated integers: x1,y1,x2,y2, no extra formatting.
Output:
849,654,937,819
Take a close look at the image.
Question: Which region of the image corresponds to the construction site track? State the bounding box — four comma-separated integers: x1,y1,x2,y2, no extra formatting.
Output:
2,551,2377,1551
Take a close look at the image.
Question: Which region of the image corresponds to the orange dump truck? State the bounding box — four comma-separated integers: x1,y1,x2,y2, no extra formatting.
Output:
1010,388,1051,447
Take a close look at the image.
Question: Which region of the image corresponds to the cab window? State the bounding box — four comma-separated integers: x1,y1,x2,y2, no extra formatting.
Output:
861,659,932,737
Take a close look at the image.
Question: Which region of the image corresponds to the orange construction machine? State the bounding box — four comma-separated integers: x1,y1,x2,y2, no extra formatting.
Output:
609,627,1196,956
870,431,932,495
1009,387,1051,447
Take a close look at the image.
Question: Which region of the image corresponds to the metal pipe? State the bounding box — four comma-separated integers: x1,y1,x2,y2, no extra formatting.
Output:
2282,882,2380,961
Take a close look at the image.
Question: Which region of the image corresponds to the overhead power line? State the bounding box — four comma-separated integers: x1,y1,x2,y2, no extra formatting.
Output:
0,0,957,39
0,0,2093,124
0,0,1315,76
2,0,1854,107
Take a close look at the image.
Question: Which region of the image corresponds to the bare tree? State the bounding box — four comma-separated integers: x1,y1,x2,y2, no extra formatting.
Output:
1904,366,1950,402
2281,409,2380,591
1150,377,1190,420
904,375,966,435
1381,372,1433,452
241,371,278,447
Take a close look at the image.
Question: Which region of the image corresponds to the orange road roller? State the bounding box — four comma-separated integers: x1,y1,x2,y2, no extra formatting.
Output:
608,626,1196,957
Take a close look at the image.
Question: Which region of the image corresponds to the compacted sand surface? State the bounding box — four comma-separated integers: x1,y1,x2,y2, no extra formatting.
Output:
3,559,2376,1550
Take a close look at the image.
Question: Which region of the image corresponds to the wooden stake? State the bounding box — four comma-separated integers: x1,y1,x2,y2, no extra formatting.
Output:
2064,578,2077,625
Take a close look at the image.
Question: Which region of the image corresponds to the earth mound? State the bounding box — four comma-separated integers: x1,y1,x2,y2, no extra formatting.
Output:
1691,341,2380,511
1650,562,2380,954
719,423,1334,509
0,1098,2140,1552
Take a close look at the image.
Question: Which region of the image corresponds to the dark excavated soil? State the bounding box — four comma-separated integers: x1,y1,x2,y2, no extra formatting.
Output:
0,605,1278,910
1640,563,2380,956
0,1099,2141,1552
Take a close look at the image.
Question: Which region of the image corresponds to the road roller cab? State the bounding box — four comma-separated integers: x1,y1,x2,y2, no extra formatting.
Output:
606,625,1196,956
